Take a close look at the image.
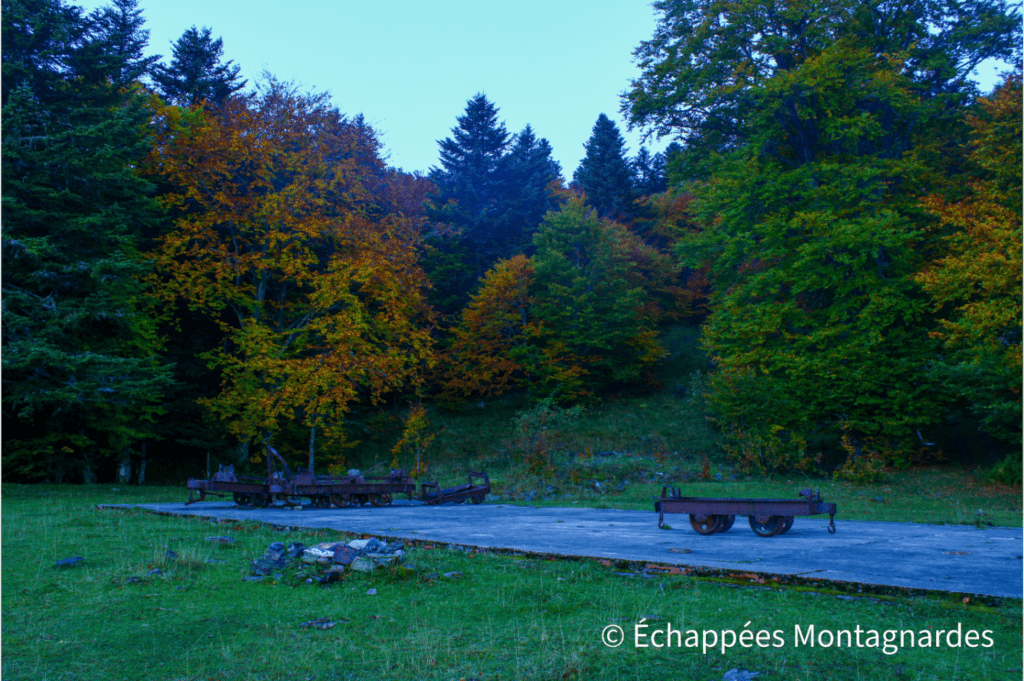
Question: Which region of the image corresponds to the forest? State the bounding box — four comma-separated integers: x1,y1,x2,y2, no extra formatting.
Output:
2,0,1021,486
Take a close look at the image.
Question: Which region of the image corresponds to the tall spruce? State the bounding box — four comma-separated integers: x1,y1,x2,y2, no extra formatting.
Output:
152,25,245,106
425,95,561,312
631,146,668,196
572,114,635,221
2,0,172,482
499,125,563,252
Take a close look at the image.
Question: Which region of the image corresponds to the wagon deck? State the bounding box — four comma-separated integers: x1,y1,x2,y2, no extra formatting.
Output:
656,487,837,536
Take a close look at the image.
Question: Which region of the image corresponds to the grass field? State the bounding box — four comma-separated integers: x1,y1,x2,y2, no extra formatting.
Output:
2,484,1021,681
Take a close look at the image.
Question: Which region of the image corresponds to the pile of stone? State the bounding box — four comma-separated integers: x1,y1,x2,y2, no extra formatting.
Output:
248,537,407,584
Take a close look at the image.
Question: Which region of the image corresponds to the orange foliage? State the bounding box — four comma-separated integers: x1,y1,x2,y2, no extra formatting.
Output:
146,81,433,447
443,255,537,399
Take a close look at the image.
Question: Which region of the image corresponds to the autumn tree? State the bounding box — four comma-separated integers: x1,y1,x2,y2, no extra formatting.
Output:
147,79,433,462
2,0,172,482
917,72,1023,445
442,254,537,400
622,0,1021,460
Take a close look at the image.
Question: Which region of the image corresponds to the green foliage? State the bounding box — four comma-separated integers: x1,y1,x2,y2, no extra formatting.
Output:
984,453,1023,487
511,397,584,474
528,199,665,399
622,0,1021,464
390,402,437,476
1,0,172,482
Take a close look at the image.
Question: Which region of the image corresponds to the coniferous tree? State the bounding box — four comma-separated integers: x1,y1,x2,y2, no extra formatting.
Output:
425,94,509,310
87,0,159,89
425,96,562,312
572,114,635,221
2,0,172,482
498,124,563,253
631,146,668,196
152,25,245,106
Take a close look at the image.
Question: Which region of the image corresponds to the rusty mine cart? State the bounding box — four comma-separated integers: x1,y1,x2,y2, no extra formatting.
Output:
186,446,489,508
656,488,837,536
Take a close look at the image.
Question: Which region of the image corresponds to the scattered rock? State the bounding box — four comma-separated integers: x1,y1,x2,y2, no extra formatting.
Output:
54,556,85,568
243,576,264,582
836,595,854,601
205,536,234,544
332,545,360,565
300,617,336,630
147,568,163,576
305,578,314,585
286,542,305,558
423,573,439,581
723,670,759,681
250,558,288,576
164,550,178,561
303,542,346,564
350,557,375,573
442,571,463,579
320,565,345,584
366,588,377,596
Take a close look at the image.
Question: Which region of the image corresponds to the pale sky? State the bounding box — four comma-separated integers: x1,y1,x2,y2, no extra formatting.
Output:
76,0,1014,177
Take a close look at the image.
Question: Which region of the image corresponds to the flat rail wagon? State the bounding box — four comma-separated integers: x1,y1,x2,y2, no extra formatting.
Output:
420,471,490,505
186,446,416,508
656,488,837,536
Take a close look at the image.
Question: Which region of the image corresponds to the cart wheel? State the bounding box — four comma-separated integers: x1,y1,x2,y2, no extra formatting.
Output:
369,493,392,507
251,492,270,508
690,514,722,535
471,495,484,504
748,515,782,537
777,516,794,534
715,515,736,533
233,493,251,505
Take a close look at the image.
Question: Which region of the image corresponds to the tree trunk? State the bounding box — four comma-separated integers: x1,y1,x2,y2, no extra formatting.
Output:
236,441,250,464
117,450,132,483
308,425,316,473
82,453,97,484
137,442,147,485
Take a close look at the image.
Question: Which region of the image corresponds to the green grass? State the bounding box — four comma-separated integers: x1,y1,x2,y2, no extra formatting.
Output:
2,485,1021,680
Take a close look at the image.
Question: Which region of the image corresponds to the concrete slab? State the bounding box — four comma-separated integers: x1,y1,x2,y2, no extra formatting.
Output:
109,501,1023,599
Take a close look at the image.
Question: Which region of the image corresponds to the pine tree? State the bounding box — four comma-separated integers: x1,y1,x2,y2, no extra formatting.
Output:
631,146,667,196
152,25,245,106
425,96,563,312
572,114,635,221
2,0,172,482
498,124,563,254
425,94,510,310
87,0,159,89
